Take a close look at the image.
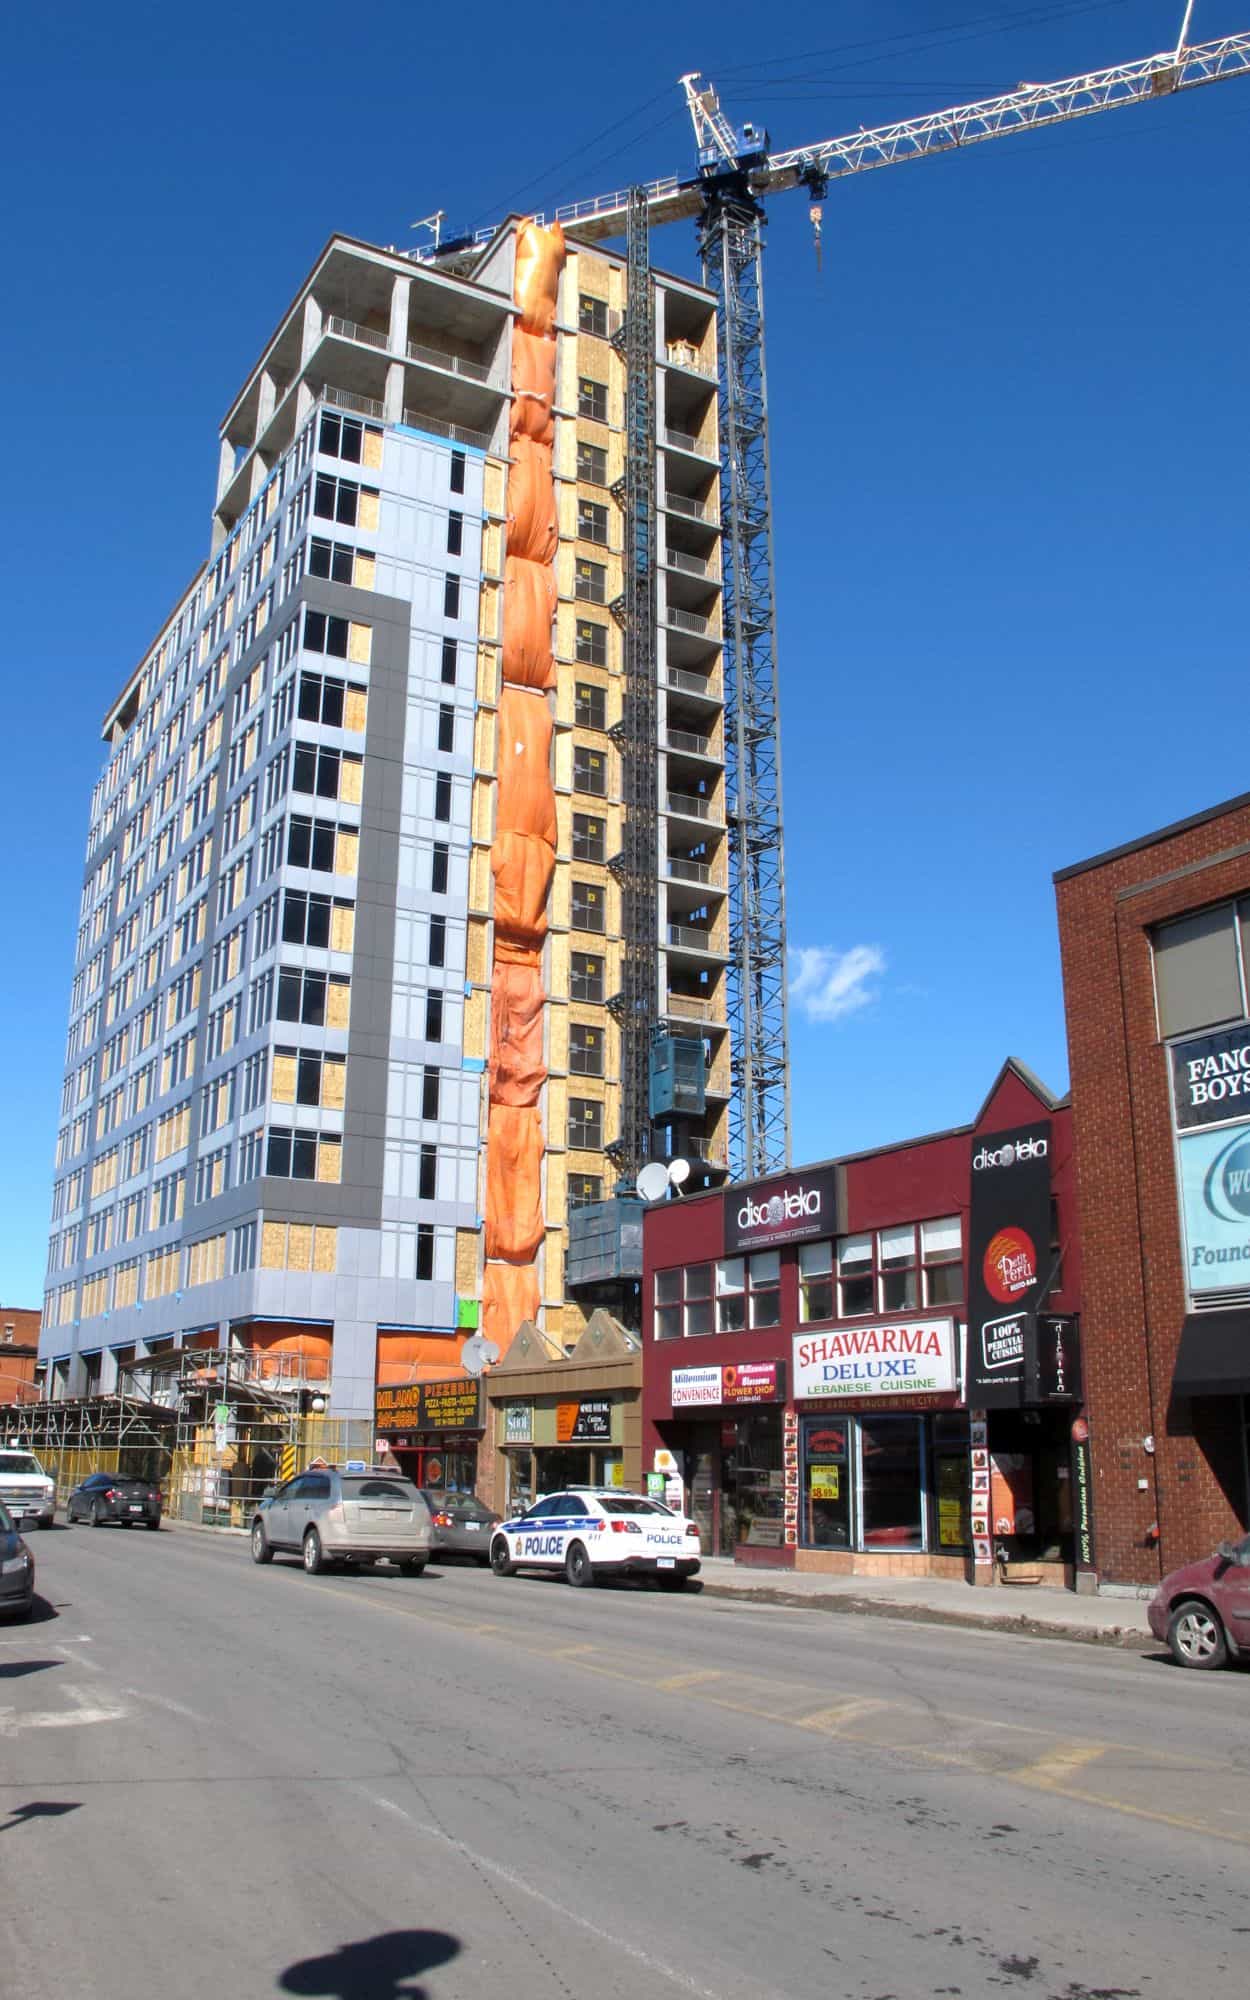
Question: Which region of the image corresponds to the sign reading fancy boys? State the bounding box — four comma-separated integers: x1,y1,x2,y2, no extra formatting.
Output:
793,1320,958,1402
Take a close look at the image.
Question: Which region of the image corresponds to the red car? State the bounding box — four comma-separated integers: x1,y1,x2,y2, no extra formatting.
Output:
1149,1533,1250,1669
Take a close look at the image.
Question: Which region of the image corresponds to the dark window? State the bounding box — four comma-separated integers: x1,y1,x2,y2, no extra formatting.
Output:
443,575,460,619
309,537,354,583
575,620,607,667
568,1097,603,1150
879,1225,918,1313
570,1022,604,1076
266,1128,317,1180
572,881,605,933
569,1172,603,1207
422,1066,440,1119
434,773,452,821
288,816,335,872
297,1053,322,1106
303,611,349,662
571,953,604,1004
429,915,446,967
416,1223,435,1281
572,813,605,863
437,704,455,753
575,683,606,730
419,1144,437,1201
282,890,331,948
424,990,444,1041
577,499,609,546
314,476,358,525
449,451,466,495
431,843,449,895
319,413,363,463
441,639,458,685
293,745,341,799
299,668,346,720
922,1216,963,1307
574,558,606,605
277,969,327,1025
446,513,463,556
573,746,607,797
578,378,608,424
576,442,607,486
578,295,609,338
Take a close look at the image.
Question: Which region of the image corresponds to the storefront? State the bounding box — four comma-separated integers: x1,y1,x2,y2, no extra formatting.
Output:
642,1059,1085,1584
482,1309,642,1516
374,1376,484,1493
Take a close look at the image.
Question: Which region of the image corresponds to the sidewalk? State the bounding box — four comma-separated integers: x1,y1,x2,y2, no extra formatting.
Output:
696,1557,1155,1649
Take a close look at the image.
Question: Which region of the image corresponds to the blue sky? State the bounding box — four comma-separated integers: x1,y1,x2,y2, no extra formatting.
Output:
3,0,1248,1302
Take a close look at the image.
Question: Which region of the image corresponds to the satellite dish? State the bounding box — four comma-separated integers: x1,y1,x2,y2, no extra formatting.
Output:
637,1162,671,1203
668,1158,691,1189
460,1334,500,1378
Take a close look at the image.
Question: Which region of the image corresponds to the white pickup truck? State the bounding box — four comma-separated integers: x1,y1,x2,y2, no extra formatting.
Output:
0,1449,57,1529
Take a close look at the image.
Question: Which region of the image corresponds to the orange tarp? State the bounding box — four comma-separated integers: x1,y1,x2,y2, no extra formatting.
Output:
489,961,547,1107
506,437,558,565
491,829,554,946
501,556,557,690
484,1104,546,1261
482,1261,542,1350
375,1331,468,1387
496,686,556,844
514,220,565,338
509,329,557,445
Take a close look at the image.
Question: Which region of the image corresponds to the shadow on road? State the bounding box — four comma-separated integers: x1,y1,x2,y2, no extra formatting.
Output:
0,1658,62,1679
278,1930,461,1998
11,1595,60,1626
1,1800,81,1833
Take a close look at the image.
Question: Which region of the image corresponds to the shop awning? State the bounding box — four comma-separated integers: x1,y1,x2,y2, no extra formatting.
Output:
1172,1310,1250,1397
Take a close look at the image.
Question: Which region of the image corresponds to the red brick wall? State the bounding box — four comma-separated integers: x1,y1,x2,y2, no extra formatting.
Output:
1056,802,1250,1586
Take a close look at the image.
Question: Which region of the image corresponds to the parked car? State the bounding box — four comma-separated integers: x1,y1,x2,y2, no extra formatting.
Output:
1149,1533,1250,1668
250,1469,432,1575
0,1449,56,1529
0,1502,35,1620
489,1488,702,1588
66,1471,163,1529
418,1488,501,1565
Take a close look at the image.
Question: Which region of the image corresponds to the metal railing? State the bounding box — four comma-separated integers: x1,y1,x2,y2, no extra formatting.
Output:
666,792,721,822
669,923,721,952
663,427,715,460
408,339,492,383
667,549,713,578
667,856,712,885
402,408,492,451
666,665,719,698
664,345,716,379
322,385,386,421
665,493,718,524
326,314,389,351
666,727,713,756
667,606,717,636
665,993,718,1023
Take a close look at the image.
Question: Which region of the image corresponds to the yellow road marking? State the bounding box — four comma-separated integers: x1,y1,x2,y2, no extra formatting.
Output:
656,1669,723,1691
796,1697,891,1734
1012,1741,1107,1789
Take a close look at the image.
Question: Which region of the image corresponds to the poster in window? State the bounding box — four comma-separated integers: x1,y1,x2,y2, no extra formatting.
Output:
965,1122,1052,1408
937,1455,969,1547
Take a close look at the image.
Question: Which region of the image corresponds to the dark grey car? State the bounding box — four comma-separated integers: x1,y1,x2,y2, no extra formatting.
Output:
0,1502,35,1620
418,1489,501,1565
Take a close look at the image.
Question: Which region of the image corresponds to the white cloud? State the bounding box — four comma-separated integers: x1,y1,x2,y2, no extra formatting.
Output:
789,944,885,1024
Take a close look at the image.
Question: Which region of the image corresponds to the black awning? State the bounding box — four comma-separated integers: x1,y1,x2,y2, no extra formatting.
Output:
1173,1310,1250,1397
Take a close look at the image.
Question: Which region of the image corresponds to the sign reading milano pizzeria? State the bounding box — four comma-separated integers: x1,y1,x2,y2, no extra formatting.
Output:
724,1163,838,1256
966,1121,1053,1408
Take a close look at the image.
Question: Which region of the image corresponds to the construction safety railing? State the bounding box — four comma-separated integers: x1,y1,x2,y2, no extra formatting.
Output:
326,313,390,351
666,791,722,823
402,408,493,451
665,493,719,524
666,664,720,697
666,726,714,756
407,338,492,383
663,426,715,460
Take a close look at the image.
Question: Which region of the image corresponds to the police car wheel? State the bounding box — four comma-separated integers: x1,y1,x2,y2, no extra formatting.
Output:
659,1573,689,1591
490,1536,515,1577
564,1541,595,1588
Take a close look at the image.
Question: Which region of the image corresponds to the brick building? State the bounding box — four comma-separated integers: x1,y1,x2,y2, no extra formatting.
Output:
1056,794,1250,1590
0,1307,41,1405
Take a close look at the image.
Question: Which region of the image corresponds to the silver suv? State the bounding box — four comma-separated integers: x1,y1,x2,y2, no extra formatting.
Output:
250,1469,432,1575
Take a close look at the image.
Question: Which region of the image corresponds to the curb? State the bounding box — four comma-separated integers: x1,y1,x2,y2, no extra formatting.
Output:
697,1580,1154,1650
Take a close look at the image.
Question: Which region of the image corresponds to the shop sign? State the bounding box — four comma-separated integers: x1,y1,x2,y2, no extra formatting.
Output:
503,1403,532,1445
809,1465,841,1501
721,1361,784,1404
1028,1313,1082,1403
965,1120,1053,1408
1176,1116,1250,1298
375,1377,484,1433
793,1319,958,1401
1070,1416,1096,1574
1171,1025,1250,1131
671,1365,725,1408
557,1398,612,1443
724,1163,839,1255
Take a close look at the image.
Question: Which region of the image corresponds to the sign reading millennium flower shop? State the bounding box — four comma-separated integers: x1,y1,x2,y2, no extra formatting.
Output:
374,1378,484,1434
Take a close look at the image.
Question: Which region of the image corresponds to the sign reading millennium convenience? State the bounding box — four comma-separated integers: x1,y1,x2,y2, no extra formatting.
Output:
965,1121,1052,1407
1170,1026,1250,1299
724,1164,838,1256
375,1378,484,1432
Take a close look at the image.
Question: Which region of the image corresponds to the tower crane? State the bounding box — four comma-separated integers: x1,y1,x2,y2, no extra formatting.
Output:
417,18,1250,1184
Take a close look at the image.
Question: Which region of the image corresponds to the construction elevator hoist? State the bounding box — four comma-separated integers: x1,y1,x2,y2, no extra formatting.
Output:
416,19,1250,1198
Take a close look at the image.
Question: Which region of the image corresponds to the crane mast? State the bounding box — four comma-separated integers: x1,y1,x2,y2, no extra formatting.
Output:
411,24,1250,1183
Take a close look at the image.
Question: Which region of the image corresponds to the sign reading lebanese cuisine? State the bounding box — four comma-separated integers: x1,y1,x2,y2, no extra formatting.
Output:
793,1319,958,1402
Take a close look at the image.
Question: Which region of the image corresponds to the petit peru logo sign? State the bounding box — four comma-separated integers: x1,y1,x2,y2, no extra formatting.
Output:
982,1226,1038,1305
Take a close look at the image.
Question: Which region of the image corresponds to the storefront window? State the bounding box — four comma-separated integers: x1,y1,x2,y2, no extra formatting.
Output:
838,1234,873,1315
749,1250,781,1328
932,1411,970,1549
798,1240,834,1322
858,1416,925,1551
878,1225,918,1312
726,1409,785,1549
716,1257,746,1331
801,1417,850,1547
921,1216,962,1307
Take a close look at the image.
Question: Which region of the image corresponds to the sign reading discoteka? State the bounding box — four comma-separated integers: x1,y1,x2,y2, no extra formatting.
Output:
724,1164,839,1255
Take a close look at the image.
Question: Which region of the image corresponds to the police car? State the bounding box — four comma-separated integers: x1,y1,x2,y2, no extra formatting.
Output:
489,1488,701,1589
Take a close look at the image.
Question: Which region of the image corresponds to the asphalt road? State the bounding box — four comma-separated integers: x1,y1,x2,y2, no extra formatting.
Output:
3,1525,1248,2000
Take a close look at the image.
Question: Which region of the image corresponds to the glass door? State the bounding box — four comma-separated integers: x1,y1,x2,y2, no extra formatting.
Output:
801,1418,851,1548
856,1416,926,1552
